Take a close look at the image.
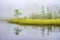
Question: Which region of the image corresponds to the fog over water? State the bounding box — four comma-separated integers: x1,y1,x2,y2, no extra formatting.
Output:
0,0,60,18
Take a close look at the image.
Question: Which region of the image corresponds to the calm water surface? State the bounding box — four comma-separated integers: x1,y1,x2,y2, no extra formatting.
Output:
0,21,60,40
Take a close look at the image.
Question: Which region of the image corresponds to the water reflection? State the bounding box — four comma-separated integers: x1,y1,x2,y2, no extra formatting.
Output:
14,25,22,35
0,22,60,40
41,27,45,36
41,26,60,36
0,21,60,40
18,25,60,36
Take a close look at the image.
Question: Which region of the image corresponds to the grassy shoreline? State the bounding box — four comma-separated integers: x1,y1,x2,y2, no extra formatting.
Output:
8,19,60,26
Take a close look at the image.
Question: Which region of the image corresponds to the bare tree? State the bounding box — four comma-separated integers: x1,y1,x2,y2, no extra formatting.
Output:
47,7,52,19
41,6,45,19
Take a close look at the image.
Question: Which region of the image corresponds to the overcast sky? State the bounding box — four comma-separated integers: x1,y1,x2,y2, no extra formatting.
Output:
0,0,60,18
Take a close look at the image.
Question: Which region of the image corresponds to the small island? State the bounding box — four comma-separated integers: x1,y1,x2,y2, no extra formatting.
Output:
8,7,60,26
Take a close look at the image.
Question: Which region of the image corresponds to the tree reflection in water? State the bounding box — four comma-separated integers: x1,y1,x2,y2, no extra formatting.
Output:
14,25,60,36
41,27,45,36
42,26,60,36
14,26,22,35
31,26,60,36
47,26,52,36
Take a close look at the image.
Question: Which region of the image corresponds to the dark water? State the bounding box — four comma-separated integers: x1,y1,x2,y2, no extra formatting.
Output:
0,21,60,40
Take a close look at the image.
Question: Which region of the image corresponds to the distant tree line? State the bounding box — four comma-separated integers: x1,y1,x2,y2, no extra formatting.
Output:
29,5,60,19
14,5,60,19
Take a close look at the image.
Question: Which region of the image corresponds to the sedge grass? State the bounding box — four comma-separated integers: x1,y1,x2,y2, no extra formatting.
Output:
8,19,60,26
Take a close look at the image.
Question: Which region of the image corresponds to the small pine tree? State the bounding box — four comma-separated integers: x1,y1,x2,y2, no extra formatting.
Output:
14,9,22,19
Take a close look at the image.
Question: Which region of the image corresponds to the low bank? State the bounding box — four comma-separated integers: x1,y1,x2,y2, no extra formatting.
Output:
8,19,60,26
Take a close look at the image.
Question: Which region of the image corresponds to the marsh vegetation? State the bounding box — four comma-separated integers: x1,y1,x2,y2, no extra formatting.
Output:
8,5,60,26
